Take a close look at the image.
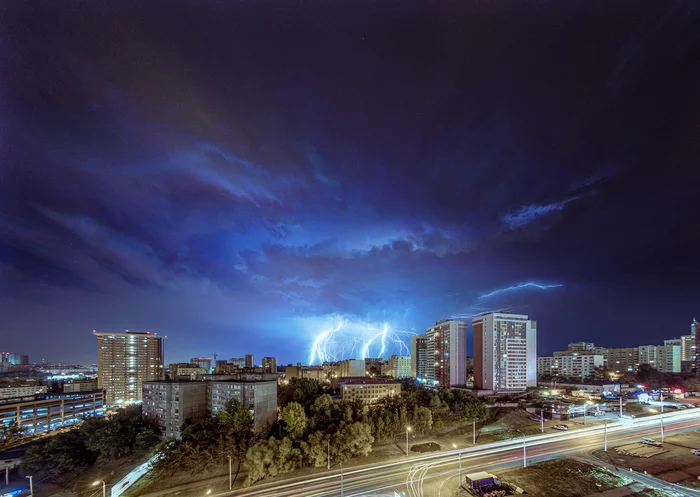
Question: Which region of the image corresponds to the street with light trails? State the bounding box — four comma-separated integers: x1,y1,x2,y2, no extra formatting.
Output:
212,409,700,497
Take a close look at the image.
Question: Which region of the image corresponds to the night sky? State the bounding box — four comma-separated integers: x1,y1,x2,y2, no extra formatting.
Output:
2,2,700,366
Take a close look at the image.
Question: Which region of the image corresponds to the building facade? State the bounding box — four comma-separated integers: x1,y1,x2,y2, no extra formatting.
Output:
190,357,212,371
0,353,29,365
0,385,48,399
262,357,277,374
411,334,429,379
245,354,255,368
606,347,639,373
0,392,105,435
142,381,209,439
388,355,411,378
537,355,604,380
473,313,537,392
425,319,467,387
94,331,164,405
338,359,365,377
208,379,277,430
339,378,401,403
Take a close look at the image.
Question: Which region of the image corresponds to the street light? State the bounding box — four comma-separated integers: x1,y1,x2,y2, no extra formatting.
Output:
649,409,664,442
514,430,527,468
472,417,480,444
453,443,463,487
227,455,232,490
92,480,106,497
406,426,412,456
27,476,34,496
327,438,331,470
603,421,608,452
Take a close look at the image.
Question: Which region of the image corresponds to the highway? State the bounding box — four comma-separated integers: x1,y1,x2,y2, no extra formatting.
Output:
223,409,700,497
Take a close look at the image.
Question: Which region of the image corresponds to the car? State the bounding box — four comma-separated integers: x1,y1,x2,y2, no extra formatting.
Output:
530,416,543,422
692,449,700,456
553,424,569,431
641,438,662,447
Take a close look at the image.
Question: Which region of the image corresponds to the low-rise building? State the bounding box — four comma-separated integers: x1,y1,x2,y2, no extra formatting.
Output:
175,367,208,380
142,381,209,439
62,379,99,393
339,359,365,377
0,384,48,399
0,391,105,434
339,378,401,403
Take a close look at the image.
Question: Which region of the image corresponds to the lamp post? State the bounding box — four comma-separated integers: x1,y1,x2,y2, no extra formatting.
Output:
27,476,34,496
649,409,664,442
406,426,412,456
661,392,664,413
453,443,462,487
515,430,527,468
228,455,232,490
603,421,608,452
540,408,545,433
340,461,344,497
327,438,331,470
92,480,106,497
473,418,478,444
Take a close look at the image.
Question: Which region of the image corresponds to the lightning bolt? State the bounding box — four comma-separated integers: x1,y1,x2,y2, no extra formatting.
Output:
478,282,563,300
309,318,411,364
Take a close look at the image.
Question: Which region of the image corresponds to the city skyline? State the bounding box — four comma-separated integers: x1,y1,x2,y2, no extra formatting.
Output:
2,2,700,365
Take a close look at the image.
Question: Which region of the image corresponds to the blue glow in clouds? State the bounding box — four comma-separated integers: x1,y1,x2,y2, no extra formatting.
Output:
307,316,411,364
478,282,564,300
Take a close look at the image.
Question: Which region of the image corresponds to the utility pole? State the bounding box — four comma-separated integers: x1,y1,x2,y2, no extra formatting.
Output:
340,462,344,497
473,418,477,444
406,426,411,455
661,415,665,443
604,421,608,452
541,409,544,433
327,438,330,470
515,430,527,468
228,455,232,490
661,392,664,413
26,476,33,496
583,404,587,425
619,396,623,417
459,451,463,487
5,467,8,486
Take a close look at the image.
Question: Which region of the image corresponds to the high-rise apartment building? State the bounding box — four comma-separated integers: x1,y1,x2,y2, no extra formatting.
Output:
473,313,536,393
245,354,255,368
262,357,277,374
606,347,638,373
411,334,428,379
1,352,29,365
229,357,246,368
94,331,164,405
190,357,212,371
425,319,467,387
388,355,411,378
694,318,700,373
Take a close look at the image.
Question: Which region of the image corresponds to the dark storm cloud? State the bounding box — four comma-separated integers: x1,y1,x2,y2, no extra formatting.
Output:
1,1,699,363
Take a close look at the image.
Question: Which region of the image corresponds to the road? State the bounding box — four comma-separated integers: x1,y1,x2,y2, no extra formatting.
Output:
219,409,700,497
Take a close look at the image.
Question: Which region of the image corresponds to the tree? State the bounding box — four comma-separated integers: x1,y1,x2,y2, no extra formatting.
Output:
410,406,433,434
21,431,97,484
302,431,330,468
635,365,664,389
278,378,324,411
332,422,373,462
280,402,308,439
683,377,700,393
219,399,255,486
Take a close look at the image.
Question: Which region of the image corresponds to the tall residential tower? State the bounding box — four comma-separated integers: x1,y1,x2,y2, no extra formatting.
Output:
94,330,164,405
425,320,467,387
473,313,536,393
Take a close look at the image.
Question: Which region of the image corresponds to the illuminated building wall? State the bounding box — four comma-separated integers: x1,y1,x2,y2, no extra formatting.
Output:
426,319,467,387
189,357,212,371
473,313,536,392
388,355,411,378
339,378,401,403
0,391,105,435
94,331,164,405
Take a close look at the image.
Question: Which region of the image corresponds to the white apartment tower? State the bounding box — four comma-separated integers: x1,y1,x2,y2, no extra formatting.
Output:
425,320,467,387
473,313,537,393
94,330,164,405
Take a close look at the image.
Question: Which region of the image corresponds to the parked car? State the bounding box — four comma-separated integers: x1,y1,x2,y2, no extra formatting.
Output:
553,424,569,431
641,438,662,447
691,449,700,456
529,416,543,422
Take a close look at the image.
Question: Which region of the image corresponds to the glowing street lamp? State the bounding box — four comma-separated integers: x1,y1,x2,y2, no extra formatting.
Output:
92,481,106,497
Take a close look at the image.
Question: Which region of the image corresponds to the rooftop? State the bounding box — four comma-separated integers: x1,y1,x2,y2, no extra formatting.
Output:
339,378,401,385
